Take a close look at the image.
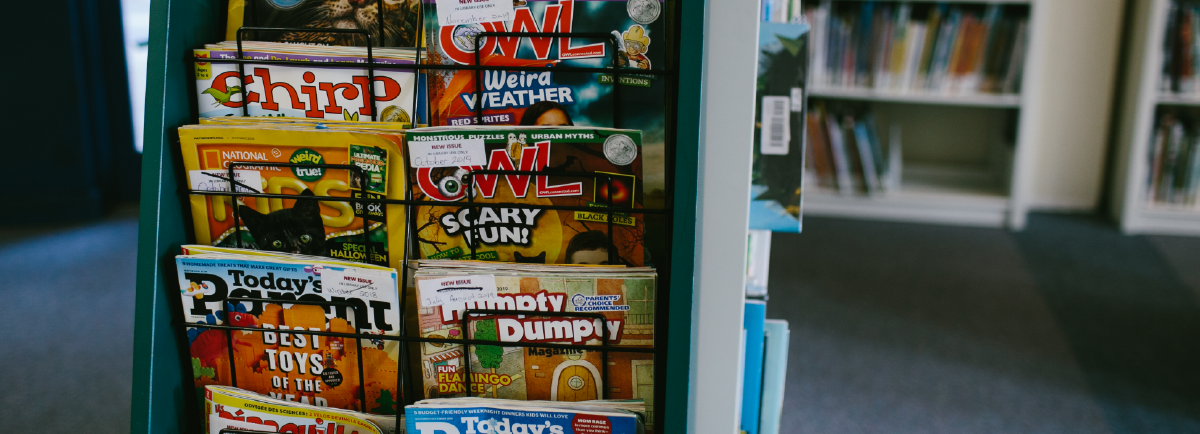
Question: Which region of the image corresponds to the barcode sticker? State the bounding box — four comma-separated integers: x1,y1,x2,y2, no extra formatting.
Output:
761,96,790,155
790,87,804,112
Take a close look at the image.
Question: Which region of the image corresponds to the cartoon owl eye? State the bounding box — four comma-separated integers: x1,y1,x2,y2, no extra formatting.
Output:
271,240,283,248
438,177,462,197
300,234,312,243
233,313,243,321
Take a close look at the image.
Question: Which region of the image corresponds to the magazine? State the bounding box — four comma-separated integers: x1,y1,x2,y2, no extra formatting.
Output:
180,249,403,415
406,126,648,266
206,385,398,434
410,260,656,422
224,0,422,47
749,22,808,233
405,397,643,434
178,124,408,270
420,0,671,129
194,42,420,121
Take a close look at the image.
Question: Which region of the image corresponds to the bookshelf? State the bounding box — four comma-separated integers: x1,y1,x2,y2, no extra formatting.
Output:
1111,0,1200,235
802,0,1040,229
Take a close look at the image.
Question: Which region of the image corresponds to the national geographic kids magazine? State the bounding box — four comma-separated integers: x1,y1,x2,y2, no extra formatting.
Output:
411,261,656,419
178,124,408,270
405,126,648,266
193,42,419,122
180,251,403,415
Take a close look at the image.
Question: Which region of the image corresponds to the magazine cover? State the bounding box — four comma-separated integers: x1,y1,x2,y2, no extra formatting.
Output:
193,44,419,121
178,125,408,270
411,261,656,425
181,253,403,415
421,0,671,130
749,22,808,233
225,0,422,47
206,385,394,434
406,398,642,434
406,127,647,265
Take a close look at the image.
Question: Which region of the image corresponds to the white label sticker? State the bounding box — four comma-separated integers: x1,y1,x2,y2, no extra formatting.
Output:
790,87,804,112
321,267,395,302
760,96,791,155
188,169,263,193
435,0,515,27
409,138,488,168
417,274,499,308
208,414,274,434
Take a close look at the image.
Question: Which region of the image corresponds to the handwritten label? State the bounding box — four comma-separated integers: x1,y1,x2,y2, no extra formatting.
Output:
436,0,514,26
417,274,499,308
188,169,263,193
409,138,487,168
321,267,394,301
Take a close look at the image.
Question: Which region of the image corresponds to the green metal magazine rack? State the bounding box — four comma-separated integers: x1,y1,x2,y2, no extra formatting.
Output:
131,1,706,433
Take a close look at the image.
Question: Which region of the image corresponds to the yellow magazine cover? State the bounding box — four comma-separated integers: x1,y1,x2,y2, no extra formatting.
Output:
179,125,408,270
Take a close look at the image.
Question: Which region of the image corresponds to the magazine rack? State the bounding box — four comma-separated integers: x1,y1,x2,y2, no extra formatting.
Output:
133,1,705,434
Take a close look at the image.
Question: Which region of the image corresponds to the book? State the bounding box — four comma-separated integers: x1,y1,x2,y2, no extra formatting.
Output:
740,300,767,434
205,385,398,434
193,42,420,122
410,261,657,421
806,111,835,187
224,0,421,47
823,107,854,195
758,320,790,434
178,250,403,415
406,126,652,266
852,118,880,193
406,397,644,434
745,230,772,297
178,124,409,271
751,22,809,233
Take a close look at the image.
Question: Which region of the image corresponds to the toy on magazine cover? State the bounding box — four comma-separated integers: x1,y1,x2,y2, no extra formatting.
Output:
406,127,647,266
180,251,403,415
179,125,409,270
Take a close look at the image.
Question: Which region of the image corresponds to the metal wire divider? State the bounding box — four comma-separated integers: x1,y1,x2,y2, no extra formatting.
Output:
184,18,677,434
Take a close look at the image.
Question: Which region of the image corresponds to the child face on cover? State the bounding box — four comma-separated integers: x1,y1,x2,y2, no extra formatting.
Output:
569,248,611,265
535,109,571,126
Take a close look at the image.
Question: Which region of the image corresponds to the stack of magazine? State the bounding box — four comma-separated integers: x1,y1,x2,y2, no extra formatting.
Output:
406,397,645,434
411,261,657,407
205,385,400,434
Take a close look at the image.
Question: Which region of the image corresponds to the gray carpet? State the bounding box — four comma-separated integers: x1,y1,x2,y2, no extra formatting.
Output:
2,213,1198,433
768,214,1200,433
0,217,138,434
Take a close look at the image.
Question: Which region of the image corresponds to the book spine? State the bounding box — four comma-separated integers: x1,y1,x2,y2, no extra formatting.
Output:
918,4,946,90
807,110,836,186
1149,115,1170,200
901,23,925,91
825,114,854,195
1161,119,1185,202
1002,20,1028,94
1165,1,1180,93
853,120,881,193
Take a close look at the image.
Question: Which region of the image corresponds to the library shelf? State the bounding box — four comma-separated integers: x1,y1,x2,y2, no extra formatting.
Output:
804,164,1010,228
1156,93,1200,106
1123,206,1200,236
828,0,1032,4
808,86,1022,108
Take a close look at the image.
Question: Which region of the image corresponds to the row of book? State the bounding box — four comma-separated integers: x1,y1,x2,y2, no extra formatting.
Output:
805,105,902,195
205,384,646,434
1161,0,1200,95
805,1,1028,95
1146,110,1200,206
762,0,804,23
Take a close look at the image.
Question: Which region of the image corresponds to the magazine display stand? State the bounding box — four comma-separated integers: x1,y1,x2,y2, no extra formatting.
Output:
131,1,706,433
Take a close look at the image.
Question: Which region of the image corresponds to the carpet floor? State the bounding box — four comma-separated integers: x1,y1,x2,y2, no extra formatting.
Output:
2,213,1198,433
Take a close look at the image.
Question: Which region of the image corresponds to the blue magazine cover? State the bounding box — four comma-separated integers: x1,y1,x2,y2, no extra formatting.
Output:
406,401,642,434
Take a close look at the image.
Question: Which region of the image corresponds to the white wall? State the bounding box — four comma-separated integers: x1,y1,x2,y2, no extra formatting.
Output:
687,0,758,432
1024,0,1125,211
